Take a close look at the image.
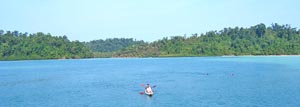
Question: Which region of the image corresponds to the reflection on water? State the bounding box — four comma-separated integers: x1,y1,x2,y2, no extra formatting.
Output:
145,95,153,107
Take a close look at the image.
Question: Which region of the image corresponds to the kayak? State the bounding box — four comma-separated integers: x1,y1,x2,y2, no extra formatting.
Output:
144,90,153,96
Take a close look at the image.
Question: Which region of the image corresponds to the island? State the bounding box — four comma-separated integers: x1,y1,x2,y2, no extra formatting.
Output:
1,23,300,60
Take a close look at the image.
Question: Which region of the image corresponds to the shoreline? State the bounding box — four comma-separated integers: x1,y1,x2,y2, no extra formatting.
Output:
221,55,300,57
1,55,300,61
111,54,300,58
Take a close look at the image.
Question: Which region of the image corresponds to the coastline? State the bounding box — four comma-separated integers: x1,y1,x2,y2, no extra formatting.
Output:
221,55,300,57
1,54,300,61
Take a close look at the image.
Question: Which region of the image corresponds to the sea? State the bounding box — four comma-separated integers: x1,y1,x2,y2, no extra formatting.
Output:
0,56,300,107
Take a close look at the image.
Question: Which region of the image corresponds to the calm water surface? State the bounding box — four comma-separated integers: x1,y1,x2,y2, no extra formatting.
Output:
0,56,300,107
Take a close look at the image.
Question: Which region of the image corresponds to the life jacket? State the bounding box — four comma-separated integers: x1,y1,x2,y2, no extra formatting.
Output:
146,86,152,93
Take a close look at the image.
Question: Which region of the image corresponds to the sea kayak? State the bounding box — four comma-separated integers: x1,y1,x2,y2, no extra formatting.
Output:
144,90,153,96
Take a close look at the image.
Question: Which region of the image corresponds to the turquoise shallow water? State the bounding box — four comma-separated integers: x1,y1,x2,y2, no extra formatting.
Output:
0,56,300,107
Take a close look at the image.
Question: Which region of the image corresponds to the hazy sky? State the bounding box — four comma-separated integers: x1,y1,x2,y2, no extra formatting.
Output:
1,0,299,41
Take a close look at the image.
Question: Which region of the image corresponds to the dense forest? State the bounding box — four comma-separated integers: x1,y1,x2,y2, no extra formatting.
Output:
1,23,300,60
109,23,300,57
86,38,145,52
0,30,92,60
85,38,145,57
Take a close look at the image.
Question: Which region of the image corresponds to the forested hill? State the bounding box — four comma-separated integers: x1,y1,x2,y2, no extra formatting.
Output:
85,38,145,52
112,23,300,57
0,31,92,60
1,23,300,60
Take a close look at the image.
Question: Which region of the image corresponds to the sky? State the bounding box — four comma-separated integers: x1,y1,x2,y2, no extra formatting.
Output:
0,0,300,42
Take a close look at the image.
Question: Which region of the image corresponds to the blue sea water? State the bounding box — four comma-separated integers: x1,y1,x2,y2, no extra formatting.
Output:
0,56,300,107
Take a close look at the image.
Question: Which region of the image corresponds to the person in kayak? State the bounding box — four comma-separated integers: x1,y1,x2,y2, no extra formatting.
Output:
145,84,153,94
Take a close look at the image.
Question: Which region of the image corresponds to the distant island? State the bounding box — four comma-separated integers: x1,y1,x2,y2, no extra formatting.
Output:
1,23,300,60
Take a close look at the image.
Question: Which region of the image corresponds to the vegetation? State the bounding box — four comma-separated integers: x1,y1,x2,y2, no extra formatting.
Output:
0,30,92,60
1,23,300,60
85,38,145,52
110,23,300,57
85,38,146,57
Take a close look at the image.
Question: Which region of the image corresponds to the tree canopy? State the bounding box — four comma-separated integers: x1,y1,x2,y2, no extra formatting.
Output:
85,38,145,52
1,23,300,60
0,31,92,60
110,23,300,57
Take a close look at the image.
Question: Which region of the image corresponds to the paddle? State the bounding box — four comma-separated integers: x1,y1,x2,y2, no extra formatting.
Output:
139,92,144,95
139,84,145,95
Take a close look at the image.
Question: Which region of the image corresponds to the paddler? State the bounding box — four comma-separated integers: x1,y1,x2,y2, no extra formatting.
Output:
145,84,153,93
